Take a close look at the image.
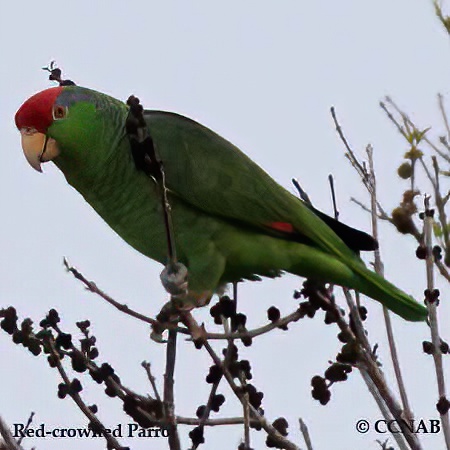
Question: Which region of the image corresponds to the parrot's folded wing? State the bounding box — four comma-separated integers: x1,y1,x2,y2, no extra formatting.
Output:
145,110,370,258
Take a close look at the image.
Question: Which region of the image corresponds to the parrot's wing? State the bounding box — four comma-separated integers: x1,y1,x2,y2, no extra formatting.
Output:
144,110,372,258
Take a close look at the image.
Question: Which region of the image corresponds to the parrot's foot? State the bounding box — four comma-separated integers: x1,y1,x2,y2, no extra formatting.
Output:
160,262,188,297
171,290,213,310
150,295,210,344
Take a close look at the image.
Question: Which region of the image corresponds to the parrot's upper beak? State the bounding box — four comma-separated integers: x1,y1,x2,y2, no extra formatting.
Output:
20,130,60,172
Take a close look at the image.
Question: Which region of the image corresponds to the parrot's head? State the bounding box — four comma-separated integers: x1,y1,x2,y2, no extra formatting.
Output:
15,86,127,174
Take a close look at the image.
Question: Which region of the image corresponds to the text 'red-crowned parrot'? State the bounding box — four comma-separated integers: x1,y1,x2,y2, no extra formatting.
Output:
15,85,427,321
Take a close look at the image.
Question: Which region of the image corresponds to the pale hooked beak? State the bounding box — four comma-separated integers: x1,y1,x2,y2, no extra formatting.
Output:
20,129,60,172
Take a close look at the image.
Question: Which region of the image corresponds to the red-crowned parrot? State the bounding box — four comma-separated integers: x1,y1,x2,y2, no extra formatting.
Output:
15,86,427,321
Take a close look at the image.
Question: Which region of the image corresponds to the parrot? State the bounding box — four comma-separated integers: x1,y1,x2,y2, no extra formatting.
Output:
15,85,428,322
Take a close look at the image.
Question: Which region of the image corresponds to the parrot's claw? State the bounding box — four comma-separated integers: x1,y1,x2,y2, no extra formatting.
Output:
160,262,188,296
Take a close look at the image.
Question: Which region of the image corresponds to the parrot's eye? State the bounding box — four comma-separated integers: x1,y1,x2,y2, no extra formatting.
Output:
52,105,68,120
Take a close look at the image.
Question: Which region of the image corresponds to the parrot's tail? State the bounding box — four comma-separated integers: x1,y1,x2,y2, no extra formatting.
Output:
286,242,428,322
350,267,427,322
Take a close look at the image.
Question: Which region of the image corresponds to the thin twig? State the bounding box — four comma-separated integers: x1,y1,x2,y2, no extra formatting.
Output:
332,108,416,429
16,412,34,446
330,107,358,159
164,329,181,450
64,258,188,334
319,290,421,450
63,258,156,326
438,93,450,143
436,259,450,283
298,418,313,450
203,341,300,450
238,370,251,449
59,347,161,427
342,290,409,450
379,101,410,141
292,178,313,205
365,145,414,421
324,144,410,448
202,309,303,340
382,97,450,163
350,197,393,222
419,157,437,191
342,286,408,449
65,256,304,343
194,285,239,448
423,197,450,449
142,361,162,403
46,338,124,449
352,197,450,280
0,416,22,450
432,157,450,252
177,417,258,426
328,174,339,220
193,318,231,449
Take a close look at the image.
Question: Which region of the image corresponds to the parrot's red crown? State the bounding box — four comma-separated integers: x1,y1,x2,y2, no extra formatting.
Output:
15,87,64,133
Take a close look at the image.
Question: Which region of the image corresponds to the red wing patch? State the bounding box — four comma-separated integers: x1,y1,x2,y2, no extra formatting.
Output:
268,222,295,233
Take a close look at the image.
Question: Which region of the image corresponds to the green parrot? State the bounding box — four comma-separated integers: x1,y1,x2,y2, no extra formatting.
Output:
15,85,427,321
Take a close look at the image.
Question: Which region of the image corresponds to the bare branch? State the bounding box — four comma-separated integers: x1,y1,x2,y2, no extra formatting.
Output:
45,337,125,449
164,329,181,450
202,309,303,340
317,290,420,449
203,341,300,450
432,157,450,254
0,416,22,450
332,108,416,427
177,416,257,426
366,145,413,421
423,197,450,449
438,93,450,142
63,258,189,335
298,418,313,450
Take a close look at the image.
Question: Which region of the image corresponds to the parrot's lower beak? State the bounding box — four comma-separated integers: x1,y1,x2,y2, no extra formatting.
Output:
20,131,60,172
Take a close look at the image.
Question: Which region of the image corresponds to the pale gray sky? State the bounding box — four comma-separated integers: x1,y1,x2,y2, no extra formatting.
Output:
1,1,450,449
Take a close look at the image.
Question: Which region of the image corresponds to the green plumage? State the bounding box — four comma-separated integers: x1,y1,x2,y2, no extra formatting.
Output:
29,86,428,321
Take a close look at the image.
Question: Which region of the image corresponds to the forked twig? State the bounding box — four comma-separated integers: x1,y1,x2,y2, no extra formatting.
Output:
382,97,450,163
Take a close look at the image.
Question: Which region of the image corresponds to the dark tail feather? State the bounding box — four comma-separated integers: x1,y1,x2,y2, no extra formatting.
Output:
309,206,378,252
